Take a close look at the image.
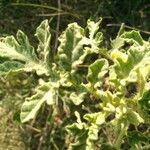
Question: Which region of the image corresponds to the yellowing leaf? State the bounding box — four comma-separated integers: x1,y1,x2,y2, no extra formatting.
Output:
111,49,128,63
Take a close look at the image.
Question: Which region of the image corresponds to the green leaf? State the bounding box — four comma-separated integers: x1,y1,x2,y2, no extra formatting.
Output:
111,42,150,85
87,18,102,41
57,20,104,106
57,19,103,75
69,85,87,105
0,35,34,61
57,22,85,73
111,30,150,85
16,30,37,60
110,31,148,90
67,112,100,150
128,131,148,149
111,38,125,50
0,21,50,75
68,127,88,150
20,95,45,123
87,59,108,87
84,112,105,125
121,31,144,46
139,90,150,122
0,61,23,74
112,30,144,49
20,81,57,123
86,124,99,149
67,112,88,150
87,19,103,54
70,91,86,105
126,109,144,125
35,19,52,65
139,90,150,110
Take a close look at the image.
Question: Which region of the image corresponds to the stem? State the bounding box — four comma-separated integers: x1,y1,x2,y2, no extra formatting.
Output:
114,123,127,150
107,23,150,35
51,138,59,150
26,125,41,133
36,12,68,17
142,144,150,150
37,107,52,150
10,3,80,18
54,0,61,52
11,3,62,11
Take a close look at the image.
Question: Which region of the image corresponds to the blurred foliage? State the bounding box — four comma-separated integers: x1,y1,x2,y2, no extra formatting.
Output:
0,107,26,150
0,0,150,39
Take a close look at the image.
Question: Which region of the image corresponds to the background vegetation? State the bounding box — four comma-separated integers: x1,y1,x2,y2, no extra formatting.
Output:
0,0,150,149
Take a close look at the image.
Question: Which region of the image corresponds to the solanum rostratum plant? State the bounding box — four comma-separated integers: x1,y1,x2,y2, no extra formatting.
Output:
0,19,149,150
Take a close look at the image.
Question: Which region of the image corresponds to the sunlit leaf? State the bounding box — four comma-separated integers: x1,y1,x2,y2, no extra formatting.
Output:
0,21,51,75
35,19,52,66
126,109,144,125
20,81,57,123
87,59,108,88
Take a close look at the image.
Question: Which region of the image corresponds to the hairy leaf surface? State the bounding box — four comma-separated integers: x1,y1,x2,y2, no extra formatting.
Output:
0,20,51,75
20,81,57,123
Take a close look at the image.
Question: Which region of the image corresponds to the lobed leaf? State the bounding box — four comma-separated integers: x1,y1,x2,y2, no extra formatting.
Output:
67,112,100,150
57,19,103,76
57,22,85,73
111,30,144,49
0,20,51,75
110,31,150,91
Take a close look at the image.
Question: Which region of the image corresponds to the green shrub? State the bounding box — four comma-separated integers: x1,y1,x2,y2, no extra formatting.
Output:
0,19,149,149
